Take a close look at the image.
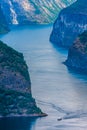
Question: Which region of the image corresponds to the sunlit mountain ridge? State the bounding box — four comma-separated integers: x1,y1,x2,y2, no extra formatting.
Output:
0,0,75,25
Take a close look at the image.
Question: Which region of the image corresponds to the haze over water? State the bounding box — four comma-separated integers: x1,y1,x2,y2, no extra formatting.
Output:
0,25,87,130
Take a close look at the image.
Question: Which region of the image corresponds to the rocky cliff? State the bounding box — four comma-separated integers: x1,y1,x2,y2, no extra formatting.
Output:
0,41,46,117
0,0,75,25
64,31,87,71
50,0,87,48
0,5,9,34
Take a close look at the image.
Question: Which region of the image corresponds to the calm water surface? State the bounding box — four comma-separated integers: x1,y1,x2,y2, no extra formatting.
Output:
0,25,87,130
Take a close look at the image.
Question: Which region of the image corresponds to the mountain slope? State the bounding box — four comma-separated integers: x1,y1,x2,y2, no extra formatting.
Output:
64,31,87,72
0,5,9,34
50,0,87,47
0,41,46,117
0,0,75,25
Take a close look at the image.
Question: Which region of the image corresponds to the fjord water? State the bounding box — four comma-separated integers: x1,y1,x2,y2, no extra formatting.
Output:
0,25,87,130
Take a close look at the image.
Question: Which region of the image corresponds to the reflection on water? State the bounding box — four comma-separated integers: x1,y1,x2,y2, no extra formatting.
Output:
0,25,87,130
0,117,36,130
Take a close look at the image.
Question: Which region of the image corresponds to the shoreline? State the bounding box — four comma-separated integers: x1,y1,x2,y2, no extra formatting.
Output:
0,113,48,119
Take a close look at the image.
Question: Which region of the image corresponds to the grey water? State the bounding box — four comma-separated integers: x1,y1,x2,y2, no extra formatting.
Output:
0,25,87,130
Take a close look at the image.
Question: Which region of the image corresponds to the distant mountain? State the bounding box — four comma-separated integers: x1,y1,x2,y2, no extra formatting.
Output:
50,0,87,47
0,5,9,34
0,0,75,25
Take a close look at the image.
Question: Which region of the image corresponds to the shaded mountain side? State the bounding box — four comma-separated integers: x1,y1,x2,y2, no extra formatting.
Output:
64,31,87,72
0,41,46,117
0,5,9,34
50,0,87,48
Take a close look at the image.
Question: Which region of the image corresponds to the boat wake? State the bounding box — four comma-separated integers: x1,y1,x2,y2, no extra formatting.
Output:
37,99,87,121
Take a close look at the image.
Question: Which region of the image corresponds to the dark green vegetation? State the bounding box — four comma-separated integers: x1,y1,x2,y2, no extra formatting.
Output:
0,41,45,117
65,31,87,71
79,31,87,44
71,31,87,54
0,88,42,116
0,6,9,34
0,41,29,81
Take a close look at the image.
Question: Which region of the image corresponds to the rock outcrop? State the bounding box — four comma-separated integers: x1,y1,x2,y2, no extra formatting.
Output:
64,31,87,71
0,0,75,25
50,0,87,48
0,41,46,117
0,5,9,34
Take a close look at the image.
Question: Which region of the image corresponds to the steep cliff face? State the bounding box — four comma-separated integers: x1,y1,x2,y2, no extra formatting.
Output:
50,0,87,47
0,41,46,117
0,5,9,34
0,0,75,25
64,31,87,71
